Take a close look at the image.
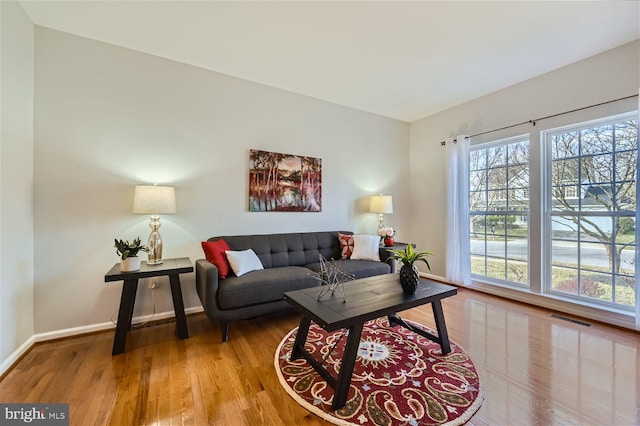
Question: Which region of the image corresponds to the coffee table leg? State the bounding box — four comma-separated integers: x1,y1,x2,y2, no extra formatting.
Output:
432,300,451,354
112,278,138,355
169,274,189,339
332,322,363,411
291,316,311,360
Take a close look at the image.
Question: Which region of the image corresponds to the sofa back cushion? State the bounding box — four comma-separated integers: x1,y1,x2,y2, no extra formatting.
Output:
208,231,348,268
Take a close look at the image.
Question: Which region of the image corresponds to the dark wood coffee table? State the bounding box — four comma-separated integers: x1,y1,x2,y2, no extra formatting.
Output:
283,273,457,410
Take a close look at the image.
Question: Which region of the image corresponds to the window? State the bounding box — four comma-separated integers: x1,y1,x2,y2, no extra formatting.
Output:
564,185,578,199
469,136,530,286
467,110,638,315
545,113,637,309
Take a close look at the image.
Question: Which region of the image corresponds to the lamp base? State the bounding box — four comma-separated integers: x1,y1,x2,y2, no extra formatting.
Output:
146,215,164,265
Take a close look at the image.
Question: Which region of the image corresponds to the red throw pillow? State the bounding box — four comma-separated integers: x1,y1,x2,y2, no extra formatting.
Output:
337,232,354,259
201,239,231,279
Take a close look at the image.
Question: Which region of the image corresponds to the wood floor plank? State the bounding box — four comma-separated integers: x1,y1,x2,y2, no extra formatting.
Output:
1,287,638,425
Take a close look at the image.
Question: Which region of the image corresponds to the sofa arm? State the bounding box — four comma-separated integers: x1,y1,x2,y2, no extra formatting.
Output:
195,259,220,317
378,247,395,272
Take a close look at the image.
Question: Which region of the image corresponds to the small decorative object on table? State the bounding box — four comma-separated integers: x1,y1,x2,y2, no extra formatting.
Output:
114,237,149,272
378,226,395,247
309,254,356,302
387,243,433,295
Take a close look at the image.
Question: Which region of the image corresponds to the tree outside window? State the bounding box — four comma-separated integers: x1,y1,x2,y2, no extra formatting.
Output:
547,115,637,308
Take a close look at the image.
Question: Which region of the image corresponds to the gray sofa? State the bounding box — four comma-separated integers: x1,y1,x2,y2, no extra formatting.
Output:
195,231,393,341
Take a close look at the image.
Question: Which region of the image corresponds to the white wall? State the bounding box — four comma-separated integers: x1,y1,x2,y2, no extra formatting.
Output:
33,27,410,334
0,1,35,368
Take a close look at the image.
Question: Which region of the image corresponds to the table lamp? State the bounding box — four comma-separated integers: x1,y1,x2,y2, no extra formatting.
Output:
133,185,176,265
370,194,393,230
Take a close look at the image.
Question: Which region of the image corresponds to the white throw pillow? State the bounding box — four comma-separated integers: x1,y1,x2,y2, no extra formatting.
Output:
225,249,264,277
350,235,381,261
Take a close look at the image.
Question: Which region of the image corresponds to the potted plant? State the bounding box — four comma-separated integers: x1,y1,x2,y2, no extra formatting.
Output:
114,237,149,272
387,244,433,295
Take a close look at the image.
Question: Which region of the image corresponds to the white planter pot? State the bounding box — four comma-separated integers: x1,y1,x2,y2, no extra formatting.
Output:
120,256,141,272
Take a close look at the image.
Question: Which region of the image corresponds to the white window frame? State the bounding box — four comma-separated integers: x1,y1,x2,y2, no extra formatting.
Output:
469,134,531,288
541,111,638,311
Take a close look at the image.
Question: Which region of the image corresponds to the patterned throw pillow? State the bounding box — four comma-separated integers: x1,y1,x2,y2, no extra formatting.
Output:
337,232,354,259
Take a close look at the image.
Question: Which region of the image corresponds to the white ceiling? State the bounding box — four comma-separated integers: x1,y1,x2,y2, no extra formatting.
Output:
19,1,640,122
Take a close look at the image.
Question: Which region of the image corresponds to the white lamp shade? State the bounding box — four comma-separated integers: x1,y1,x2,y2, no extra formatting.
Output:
370,195,393,214
132,185,176,214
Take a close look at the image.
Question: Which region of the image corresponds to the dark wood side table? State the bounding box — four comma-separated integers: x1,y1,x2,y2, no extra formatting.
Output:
104,257,194,355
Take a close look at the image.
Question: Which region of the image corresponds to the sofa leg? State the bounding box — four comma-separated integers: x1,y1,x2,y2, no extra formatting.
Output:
221,322,230,342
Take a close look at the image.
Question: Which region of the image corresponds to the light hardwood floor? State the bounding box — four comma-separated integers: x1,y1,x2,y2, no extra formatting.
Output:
1,287,639,425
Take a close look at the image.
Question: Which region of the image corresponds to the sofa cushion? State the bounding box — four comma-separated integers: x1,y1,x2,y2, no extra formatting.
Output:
209,231,346,269
217,266,318,310
305,259,391,280
226,249,264,277
351,234,381,261
201,239,232,279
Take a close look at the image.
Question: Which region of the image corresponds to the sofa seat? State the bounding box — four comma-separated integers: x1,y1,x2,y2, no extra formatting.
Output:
305,259,390,280
217,266,319,310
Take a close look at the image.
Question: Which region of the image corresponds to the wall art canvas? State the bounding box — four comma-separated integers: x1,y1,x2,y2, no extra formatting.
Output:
249,149,322,212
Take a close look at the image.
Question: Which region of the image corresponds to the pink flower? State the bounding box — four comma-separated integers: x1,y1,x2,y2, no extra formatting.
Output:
378,227,395,237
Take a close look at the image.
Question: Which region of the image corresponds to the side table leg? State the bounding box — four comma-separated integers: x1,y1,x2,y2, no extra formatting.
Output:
169,274,189,339
290,316,311,360
432,300,451,354
112,278,138,355
332,322,364,410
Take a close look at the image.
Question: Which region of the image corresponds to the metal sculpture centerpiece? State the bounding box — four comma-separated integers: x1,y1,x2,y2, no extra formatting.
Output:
310,254,356,302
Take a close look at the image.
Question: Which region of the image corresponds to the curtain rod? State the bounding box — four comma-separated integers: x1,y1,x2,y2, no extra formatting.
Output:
439,93,638,146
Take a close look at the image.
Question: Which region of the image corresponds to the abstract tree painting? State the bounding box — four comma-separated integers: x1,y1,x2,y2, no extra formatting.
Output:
249,149,322,212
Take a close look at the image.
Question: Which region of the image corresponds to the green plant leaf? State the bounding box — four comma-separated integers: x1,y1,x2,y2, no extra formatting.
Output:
114,237,149,260
387,243,433,268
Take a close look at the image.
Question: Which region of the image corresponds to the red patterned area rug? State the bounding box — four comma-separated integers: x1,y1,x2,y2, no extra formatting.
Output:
275,317,483,426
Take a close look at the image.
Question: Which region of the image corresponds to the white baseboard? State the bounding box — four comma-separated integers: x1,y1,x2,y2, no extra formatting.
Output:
32,306,204,342
1,306,204,377
0,335,36,377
